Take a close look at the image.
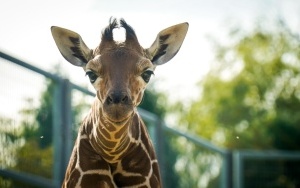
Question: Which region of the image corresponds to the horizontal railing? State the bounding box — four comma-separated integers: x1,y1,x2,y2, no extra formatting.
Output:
0,169,54,188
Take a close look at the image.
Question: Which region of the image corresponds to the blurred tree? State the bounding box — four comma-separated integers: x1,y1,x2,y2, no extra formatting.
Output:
139,84,167,118
0,116,23,188
1,94,54,188
36,79,55,148
12,77,89,176
178,20,300,187
180,20,300,150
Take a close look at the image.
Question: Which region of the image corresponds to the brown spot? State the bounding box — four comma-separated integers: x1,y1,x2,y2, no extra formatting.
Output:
152,162,160,177
78,139,110,172
150,162,161,187
113,173,146,187
121,143,151,176
81,174,115,188
130,115,141,140
150,173,160,188
65,169,80,187
140,123,156,160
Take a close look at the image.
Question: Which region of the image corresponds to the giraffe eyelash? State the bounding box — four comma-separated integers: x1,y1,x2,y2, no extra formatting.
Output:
141,70,154,83
85,70,99,83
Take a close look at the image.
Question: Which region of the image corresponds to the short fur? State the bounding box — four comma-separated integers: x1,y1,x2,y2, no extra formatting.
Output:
51,18,188,188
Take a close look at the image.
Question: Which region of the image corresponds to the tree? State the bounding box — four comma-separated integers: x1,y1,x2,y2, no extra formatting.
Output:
178,20,300,187
181,20,300,149
12,77,90,181
139,84,167,118
0,116,24,188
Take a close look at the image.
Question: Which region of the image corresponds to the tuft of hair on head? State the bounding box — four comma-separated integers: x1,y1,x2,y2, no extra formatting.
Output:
119,18,141,49
102,17,119,41
119,18,137,40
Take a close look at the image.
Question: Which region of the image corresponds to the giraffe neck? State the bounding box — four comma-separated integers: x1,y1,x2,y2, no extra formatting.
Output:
63,98,162,187
84,99,139,163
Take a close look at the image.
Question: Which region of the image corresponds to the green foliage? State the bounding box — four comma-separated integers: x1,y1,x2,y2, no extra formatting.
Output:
0,91,54,187
140,83,167,119
36,79,55,148
13,140,53,178
175,20,300,187
0,116,24,182
7,82,55,187
180,21,300,150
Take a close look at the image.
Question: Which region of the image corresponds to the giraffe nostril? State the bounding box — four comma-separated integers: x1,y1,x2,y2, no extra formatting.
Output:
122,96,128,103
107,96,113,104
106,91,130,105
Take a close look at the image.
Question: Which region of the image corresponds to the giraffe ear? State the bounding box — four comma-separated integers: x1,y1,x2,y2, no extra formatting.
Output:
51,26,93,67
146,22,189,65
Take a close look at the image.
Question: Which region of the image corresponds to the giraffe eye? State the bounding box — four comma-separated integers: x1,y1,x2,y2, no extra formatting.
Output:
141,70,154,83
86,71,98,83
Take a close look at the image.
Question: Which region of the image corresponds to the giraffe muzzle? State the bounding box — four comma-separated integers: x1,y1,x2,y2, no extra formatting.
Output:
103,91,134,122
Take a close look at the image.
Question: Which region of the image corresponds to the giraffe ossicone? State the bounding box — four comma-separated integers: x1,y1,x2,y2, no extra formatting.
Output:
51,18,188,188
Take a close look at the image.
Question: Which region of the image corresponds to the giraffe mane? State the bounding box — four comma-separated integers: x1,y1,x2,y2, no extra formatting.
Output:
102,17,119,41
99,17,142,55
119,18,138,42
101,18,138,43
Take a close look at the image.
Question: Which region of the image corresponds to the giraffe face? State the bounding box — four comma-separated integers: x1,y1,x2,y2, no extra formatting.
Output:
85,48,155,122
51,18,188,122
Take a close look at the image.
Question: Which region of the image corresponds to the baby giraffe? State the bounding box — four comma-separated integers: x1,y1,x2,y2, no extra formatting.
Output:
51,18,188,188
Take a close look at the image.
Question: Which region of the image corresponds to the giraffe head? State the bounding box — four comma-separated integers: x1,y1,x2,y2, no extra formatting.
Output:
51,18,188,123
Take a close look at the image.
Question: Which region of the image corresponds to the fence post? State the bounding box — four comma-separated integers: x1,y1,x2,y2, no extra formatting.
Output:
233,151,243,188
61,79,73,172
52,78,64,187
52,79,73,187
221,150,233,188
155,118,166,188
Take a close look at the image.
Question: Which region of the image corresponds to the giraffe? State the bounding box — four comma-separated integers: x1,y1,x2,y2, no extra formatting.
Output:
51,18,188,188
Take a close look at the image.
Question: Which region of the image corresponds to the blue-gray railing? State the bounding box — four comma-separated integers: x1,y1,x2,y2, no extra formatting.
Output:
1,50,300,188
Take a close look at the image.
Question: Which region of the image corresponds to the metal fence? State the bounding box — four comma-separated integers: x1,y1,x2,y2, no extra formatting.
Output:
233,150,300,188
0,51,299,188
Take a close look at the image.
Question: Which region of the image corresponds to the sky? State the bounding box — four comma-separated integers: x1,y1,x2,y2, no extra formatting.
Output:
1,0,300,116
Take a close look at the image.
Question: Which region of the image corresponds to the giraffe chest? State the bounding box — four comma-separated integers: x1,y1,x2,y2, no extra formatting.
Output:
63,112,161,187
63,136,117,188
65,135,160,188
